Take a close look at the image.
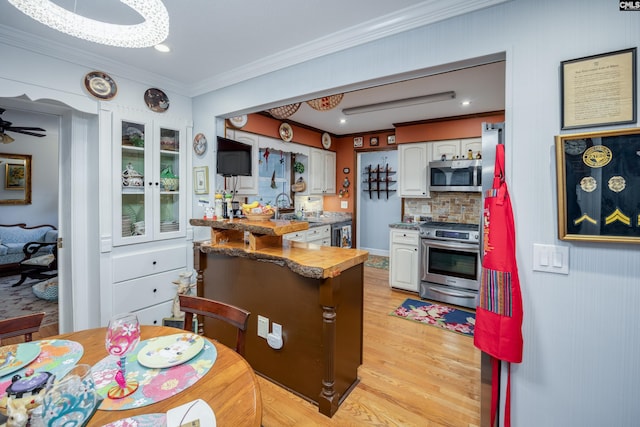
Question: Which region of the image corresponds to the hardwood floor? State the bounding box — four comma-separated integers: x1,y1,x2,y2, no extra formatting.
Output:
10,266,481,426
259,266,480,427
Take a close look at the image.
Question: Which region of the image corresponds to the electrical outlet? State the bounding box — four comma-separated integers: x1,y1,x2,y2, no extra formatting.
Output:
341,200,348,209
257,315,269,338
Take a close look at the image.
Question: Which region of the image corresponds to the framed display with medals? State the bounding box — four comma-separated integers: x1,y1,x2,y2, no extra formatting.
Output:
555,127,640,243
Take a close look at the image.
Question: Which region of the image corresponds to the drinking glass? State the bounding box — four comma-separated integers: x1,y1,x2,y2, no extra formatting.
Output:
41,366,97,427
105,313,140,399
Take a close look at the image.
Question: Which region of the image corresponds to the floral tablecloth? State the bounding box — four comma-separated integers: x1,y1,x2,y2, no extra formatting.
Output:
93,337,217,411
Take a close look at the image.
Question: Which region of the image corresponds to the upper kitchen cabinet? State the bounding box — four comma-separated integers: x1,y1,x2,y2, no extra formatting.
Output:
431,138,482,161
223,129,259,195
399,143,430,198
114,114,187,246
309,148,336,195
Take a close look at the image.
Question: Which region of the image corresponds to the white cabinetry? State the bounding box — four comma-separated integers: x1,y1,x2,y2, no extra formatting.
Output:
101,109,192,326
284,224,331,246
389,229,420,292
222,129,259,195
114,114,186,246
431,138,482,161
398,143,430,197
111,244,187,325
309,148,336,194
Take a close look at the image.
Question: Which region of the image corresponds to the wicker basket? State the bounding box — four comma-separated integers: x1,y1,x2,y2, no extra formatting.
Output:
161,177,179,191
268,103,301,119
306,94,344,111
244,212,274,221
33,279,58,301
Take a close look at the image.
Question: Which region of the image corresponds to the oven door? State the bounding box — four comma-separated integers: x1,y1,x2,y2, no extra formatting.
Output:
420,239,480,291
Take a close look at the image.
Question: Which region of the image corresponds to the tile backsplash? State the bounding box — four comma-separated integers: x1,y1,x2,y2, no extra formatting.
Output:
404,192,481,224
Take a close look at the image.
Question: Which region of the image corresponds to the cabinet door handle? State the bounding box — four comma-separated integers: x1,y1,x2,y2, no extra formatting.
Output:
152,261,157,265
153,288,157,293
153,320,158,324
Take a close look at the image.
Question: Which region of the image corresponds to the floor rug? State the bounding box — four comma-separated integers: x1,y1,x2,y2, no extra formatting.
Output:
364,255,389,270
0,274,58,326
390,298,475,337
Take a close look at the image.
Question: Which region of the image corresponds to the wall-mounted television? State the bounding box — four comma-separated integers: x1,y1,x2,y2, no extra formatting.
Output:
216,136,252,177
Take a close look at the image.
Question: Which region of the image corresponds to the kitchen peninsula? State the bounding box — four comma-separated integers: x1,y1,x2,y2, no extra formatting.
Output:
190,217,368,417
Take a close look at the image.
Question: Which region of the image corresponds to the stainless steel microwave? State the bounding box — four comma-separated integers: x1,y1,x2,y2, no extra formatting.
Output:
428,159,482,192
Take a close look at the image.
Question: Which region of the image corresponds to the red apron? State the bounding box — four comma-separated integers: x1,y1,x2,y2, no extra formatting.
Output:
474,143,523,427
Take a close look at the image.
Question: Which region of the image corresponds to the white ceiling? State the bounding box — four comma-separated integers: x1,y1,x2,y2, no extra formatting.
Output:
0,0,506,135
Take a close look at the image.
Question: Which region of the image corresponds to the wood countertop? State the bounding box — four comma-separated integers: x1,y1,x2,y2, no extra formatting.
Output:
190,217,309,235
196,240,368,279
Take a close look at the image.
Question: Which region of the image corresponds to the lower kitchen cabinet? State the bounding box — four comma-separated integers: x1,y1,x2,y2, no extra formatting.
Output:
389,228,420,292
284,224,331,246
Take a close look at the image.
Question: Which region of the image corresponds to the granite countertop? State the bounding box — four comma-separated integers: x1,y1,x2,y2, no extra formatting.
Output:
389,222,421,230
196,240,368,279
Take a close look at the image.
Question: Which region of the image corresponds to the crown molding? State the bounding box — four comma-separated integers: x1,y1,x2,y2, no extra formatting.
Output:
0,0,509,98
0,25,189,95
188,0,509,96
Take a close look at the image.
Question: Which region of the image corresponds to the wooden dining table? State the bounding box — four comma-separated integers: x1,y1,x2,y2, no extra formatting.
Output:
50,325,262,426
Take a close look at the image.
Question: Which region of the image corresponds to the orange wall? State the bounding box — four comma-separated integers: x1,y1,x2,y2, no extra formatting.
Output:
228,112,505,215
396,113,505,143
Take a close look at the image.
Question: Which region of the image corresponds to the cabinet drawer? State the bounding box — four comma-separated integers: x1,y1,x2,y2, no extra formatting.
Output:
135,300,173,326
391,229,419,245
307,225,330,240
113,270,178,313
284,230,307,242
113,246,186,282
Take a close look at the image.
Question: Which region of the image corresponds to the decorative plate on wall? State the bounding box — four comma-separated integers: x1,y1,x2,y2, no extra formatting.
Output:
144,88,170,112
322,132,331,149
193,133,207,155
279,122,293,142
228,115,248,128
84,71,117,100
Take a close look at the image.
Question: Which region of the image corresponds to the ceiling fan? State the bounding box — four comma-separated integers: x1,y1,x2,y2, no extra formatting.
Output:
0,108,46,143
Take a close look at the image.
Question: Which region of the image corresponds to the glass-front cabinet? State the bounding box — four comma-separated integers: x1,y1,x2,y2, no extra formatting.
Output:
114,116,186,246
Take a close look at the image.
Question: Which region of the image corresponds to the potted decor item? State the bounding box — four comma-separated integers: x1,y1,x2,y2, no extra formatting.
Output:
160,165,179,191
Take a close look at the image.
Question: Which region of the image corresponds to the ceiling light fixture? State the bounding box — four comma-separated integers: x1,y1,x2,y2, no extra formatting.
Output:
8,0,170,48
342,91,456,115
1,133,15,144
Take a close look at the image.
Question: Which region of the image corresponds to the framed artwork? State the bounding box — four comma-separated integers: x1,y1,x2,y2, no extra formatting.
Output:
370,137,379,146
555,127,640,243
193,166,209,194
353,137,363,148
5,163,25,190
387,135,396,145
561,47,636,129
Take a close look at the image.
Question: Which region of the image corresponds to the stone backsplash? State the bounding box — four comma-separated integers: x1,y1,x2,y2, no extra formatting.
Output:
404,192,481,224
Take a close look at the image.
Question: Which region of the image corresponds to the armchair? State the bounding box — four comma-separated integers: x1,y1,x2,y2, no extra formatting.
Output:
12,241,58,287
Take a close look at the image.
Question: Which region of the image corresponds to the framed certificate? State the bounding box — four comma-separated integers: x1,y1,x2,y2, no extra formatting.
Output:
561,48,636,129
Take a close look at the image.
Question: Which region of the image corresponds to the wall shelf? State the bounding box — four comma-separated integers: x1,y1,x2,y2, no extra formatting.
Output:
362,163,396,199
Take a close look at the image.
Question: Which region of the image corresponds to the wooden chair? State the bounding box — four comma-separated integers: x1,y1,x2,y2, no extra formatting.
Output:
179,295,250,356
0,312,45,345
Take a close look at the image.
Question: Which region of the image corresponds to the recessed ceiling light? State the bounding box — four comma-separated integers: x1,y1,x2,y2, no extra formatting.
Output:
340,118,347,124
154,43,170,53
461,100,471,106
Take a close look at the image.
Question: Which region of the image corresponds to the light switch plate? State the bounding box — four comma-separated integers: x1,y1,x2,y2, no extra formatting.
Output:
533,243,569,274
340,200,348,209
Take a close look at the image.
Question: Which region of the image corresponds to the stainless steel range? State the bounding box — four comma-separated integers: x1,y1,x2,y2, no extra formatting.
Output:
419,221,480,310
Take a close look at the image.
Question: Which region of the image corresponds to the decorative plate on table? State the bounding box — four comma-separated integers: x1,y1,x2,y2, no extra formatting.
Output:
0,342,41,378
137,333,204,369
144,88,170,113
228,115,248,129
84,71,117,100
279,122,293,142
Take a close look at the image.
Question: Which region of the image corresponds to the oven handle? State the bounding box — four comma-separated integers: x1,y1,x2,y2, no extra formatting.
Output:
421,239,479,252
428,287,477,299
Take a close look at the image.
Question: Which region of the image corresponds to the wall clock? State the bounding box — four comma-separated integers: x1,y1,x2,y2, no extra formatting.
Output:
322,132,331,149
193,133,207,155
